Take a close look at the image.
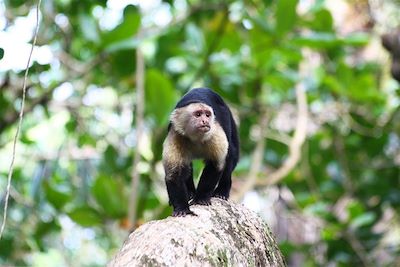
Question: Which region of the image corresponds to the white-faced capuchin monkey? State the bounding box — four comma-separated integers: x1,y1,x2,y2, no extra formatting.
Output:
162,88,239,217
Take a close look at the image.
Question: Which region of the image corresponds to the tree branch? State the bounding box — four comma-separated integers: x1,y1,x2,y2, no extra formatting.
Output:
344,229,372,267
232,112,269,202
258,81,308,186
254,48,311,187
128,45,145,228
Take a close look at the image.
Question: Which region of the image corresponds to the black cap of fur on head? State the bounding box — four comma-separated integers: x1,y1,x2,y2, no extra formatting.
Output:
175,88,225,109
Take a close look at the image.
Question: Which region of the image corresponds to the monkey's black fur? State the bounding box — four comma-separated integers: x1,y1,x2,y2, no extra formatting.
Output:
164,88,239,216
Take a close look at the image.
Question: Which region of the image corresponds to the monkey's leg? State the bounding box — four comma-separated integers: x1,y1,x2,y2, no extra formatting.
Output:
212,161,233,200
165,165,196,216
185,163,195,201
192,161,222,206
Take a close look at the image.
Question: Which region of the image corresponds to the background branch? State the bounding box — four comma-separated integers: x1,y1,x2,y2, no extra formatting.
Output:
257,51,310,187
232,113,269,202
128,45,145,228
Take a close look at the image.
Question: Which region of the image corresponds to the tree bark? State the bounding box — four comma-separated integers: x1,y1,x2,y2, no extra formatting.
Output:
108,198,286,267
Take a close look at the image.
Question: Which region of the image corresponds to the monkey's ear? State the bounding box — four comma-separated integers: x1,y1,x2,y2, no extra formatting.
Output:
170,108,181,120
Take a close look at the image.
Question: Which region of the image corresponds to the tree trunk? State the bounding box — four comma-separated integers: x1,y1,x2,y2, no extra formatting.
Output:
108,198,286,267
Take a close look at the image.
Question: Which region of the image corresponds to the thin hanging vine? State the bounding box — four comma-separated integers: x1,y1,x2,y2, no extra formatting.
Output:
0,0,42,240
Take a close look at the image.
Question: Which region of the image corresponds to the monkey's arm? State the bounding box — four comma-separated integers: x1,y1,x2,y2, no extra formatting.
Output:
192,161,223,205
165,164,196,216
185,163,195,200
212,159,234,200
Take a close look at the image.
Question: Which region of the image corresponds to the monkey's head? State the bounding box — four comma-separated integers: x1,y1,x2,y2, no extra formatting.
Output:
170,102,215,142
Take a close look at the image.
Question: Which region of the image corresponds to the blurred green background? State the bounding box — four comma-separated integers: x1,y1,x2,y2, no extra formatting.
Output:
0,0,400,266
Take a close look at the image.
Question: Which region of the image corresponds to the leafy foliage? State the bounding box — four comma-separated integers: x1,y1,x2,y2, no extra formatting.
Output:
0,0,399,266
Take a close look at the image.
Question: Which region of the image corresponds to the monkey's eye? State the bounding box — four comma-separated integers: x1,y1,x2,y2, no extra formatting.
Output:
205,111,211,117
194,111,202,117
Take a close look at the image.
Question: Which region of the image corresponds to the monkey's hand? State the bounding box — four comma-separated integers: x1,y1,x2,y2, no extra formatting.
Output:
172,208,197,217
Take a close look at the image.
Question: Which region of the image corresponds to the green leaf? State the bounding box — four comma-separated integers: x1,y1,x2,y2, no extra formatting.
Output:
78,133,97,147
109,49,136,77
92,175,127,218
185,23,205,53
0,235,14,258
276,0,298,35
323,62,383,103
304,202,330,217
8,0,25,7
321,224,340,240
0,48,4,60
20,134,35,145
250,17,274,34
216,22,242,52
346,200,364,219
34,220,61,239
79,14,100,43
292,32,341,48
310,9,333,31
67,206,102,227
102,5,141,48
350,212,376,229
348,74,383,102
105,38,139,53
103,145,118,171
145,69,178,124
65,118,78,133
144,193,160,210
262,0,273,6
293,32,369,48
43,181,71,210
340,33,370,46
263,70,296,91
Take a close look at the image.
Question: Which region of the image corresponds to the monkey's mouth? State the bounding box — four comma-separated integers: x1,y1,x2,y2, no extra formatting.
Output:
198,125,210,132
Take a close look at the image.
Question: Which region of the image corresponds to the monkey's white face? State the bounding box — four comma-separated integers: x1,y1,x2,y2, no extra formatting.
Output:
189,105,212,132
171,103,215,142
